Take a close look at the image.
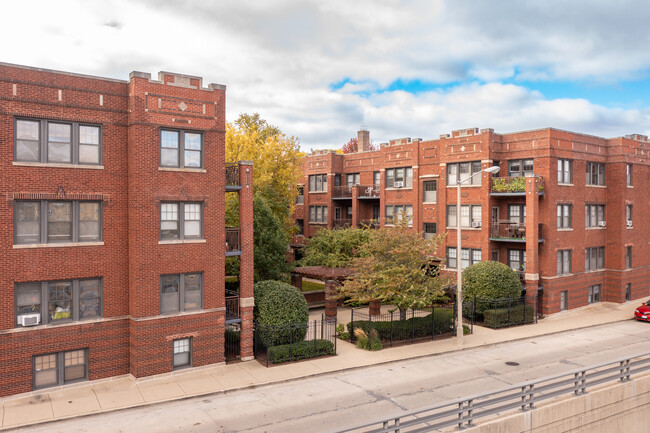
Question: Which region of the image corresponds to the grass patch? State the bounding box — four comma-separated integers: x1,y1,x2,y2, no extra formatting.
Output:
301,280,325,292
225,276,238,283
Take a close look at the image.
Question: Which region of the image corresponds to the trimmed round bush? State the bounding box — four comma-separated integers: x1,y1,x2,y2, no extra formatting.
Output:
462,261,522,314
254,280,309,346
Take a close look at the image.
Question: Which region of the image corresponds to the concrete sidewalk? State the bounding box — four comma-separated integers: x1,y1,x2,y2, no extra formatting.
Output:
0,301,642,431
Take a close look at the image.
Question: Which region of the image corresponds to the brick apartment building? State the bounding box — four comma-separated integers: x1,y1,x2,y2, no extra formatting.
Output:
0,62,254,397
293,127,649,315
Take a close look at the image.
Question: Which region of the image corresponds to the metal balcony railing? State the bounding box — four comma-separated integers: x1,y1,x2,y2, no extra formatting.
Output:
225,163,240,187
491,176,544,194
333,218,352,228
226,227,240,253
333,185,353,198
225,288,240,321
490,223,544,242
356,185,380,198
296,195,304,204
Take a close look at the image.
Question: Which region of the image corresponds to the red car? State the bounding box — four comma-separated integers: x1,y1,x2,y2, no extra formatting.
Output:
634,300,650,321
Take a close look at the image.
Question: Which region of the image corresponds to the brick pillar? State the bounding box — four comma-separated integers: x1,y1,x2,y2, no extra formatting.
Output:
325,279,338,319
524,174,540,300
379,169,386,228
369,299,381,316
351,186,359,228
291,273,303,291
238,161,255,360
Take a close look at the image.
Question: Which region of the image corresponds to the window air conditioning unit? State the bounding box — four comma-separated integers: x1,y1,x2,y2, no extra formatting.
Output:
471,221,482,228
598,221,606,227
394,181,404,188
627,220,633,227
18,313,40,326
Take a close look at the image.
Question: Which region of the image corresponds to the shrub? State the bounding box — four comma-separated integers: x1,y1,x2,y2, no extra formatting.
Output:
336,323,350,341
462,261,522,314
483,304,536,328
254,280,309,345
268,340,335,364
348,309,455,342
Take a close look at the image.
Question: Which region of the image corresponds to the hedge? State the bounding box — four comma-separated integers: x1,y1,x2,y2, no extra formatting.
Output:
268,340,335,364
347,309,455,341
483,304,536,328
254,280,309,345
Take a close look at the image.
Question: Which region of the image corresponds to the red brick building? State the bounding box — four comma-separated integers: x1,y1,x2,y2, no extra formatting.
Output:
0,62,254,397
293,127,648,315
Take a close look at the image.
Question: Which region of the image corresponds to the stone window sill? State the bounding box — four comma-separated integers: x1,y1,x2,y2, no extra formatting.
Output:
13,162,104,170
14,241,104,249
159,167,206,173
159,239,207,245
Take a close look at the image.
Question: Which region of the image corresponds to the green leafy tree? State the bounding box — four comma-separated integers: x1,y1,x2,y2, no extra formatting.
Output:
253,194,293,282
461,261,522,313
299,226,371,268
338,220,449,313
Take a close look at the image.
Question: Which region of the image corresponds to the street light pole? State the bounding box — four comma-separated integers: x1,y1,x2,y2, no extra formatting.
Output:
456,165,500,346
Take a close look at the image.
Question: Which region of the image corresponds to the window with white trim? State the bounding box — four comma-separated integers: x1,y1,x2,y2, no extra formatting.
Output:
385,205,413,225
557,159,573,184
588,285,601,304
557,204,572,229
173,338,192,369
423,180,437,203
585,204,605,228
308,174,328,192
508,159,534,177
14,201,101,245
446,247,481,269
385,167,413,188
160,202,203,240
160,129,203,168
34,349,88,390
447,161,482,186
557,250,571,275
627,164,633,186
423,223,437,240
585,246,605,271
309,205,328,223
446,205,481,228
585,162,605,186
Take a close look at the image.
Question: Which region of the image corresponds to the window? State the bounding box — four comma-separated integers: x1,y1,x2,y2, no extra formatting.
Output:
423,223,437,240
296,187,304,204
173,338,192,369
557,250,571,275
585,204,605,228
161,273,203,314
15,278,102,327
308,174,328,192
34,349,88,390
626,246,632,269
508,249,526,273
15,119,102,165
557,159,573,184
627,164,633,186
373,171,380,186
423,181,437,203
447,205,481,228
160,129,203,168
560,291,568,311
588,285,601,304
346,173,360,186
557,204,572,229
309,206,328,223
626,205,632,227
160,202,203,240
508,204,526,224
446,161,482,186
626,284,631,302
585,162,606,186
508,159,534,177
385,205,413,225
14,201,101,245
296,219,304,235
385,167,413,188
447,247,481,269
585,246,605,271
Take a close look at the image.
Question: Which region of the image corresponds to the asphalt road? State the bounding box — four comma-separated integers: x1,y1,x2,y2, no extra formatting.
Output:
16,320,650,433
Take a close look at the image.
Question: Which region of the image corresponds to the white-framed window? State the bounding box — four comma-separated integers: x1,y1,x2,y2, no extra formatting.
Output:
626,283,631,301
346,173,360,186
626,204,632,227
309,205,328,223
627,164,633,186
447,161,481,186
160,202,203,240
508,159,534,177
585,162,606,186
34,349,88,390
557,159,573,184
557,204,572,229
508,204,526,224
15,119,102,165
373,171,380,186
308,174,328,192
14,201,101,245
585,246,605,271
446,205,481,228
385,167,413,188
423,180,437,203
508,249,526,273
160,129,203,168
626,246,632,269
585,204,605,228
560,291,568,311
557,250,571,275
423,223,437,240
588,285,601,304
173,338,192,369
296,187,304,204
447,247,481,269
161,273,203,314
385,205,413,225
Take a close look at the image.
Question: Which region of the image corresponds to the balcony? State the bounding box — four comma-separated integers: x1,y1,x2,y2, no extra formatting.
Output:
226,227,241,255
490,176,544,196
225,288,240,322
332,185,353,199
489,223,544,243
357,185,380,199
333,218,352,228
226,163,240,189
296,195,304,205
358,219,380,229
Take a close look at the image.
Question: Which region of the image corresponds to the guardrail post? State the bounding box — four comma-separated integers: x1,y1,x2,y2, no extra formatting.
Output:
467,399,474,427
458,402,464,429
620,359,631,382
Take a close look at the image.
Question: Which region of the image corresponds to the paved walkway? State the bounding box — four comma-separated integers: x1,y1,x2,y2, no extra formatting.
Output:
0,301,641,431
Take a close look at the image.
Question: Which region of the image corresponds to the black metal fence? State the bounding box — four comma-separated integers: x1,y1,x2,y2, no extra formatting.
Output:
254,315,337,367
225,323,241,362
468,295,537,329
348,305,462,348
225,163,240,186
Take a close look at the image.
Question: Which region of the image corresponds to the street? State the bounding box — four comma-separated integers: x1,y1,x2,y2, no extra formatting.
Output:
15,320,650,433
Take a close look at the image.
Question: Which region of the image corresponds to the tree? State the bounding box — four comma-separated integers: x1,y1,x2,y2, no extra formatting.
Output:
253,193,293,282
341,137,377,153
299,226,371,268
461,261,522,314
254,280,309,345
225,113,304,227
338,220,449,312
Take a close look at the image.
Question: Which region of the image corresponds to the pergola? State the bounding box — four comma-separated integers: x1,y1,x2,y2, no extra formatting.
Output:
291,266,353,319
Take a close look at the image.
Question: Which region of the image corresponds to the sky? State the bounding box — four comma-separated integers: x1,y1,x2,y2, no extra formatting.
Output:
3,0,650,152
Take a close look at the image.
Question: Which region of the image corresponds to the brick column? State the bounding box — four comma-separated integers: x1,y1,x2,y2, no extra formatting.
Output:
351,186,359,228
324,279,338,319
369,299,381,316
238,160,255,360
379,169,386,228
291,272,303,291
524,174,540,300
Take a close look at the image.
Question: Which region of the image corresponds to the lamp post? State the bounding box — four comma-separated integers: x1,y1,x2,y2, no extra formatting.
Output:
456,165,500,345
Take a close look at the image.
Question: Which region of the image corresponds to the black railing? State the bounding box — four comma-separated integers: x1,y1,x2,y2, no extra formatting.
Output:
225,288,240,321
225,163,240,187
296,195,304,204
224,323,241,362
333,185,353,198
225,227,240,253
356,185,380,198
490,223,544,241
468,295,538,329
491,175,545,194
254,316,337,367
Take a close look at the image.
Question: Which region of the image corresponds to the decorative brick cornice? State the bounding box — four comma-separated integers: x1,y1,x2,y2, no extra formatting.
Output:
7,191,109,205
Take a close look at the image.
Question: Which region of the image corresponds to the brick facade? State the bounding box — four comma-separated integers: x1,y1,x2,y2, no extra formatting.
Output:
0,63,253,397
293,127,650,316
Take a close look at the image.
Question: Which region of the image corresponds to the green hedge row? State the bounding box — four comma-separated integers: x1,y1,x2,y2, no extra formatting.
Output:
347,309,455,341
267,340,335,364
483,304,535,328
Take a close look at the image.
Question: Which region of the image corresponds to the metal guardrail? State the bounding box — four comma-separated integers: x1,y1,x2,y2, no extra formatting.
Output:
225,162,240,187
225,227,240,252
333,351,650,432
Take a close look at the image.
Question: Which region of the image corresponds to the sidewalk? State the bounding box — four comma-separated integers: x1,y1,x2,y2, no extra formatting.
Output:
0,301,641,430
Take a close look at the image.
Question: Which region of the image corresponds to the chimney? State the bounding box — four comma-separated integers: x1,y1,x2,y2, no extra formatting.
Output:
357,127,370,152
